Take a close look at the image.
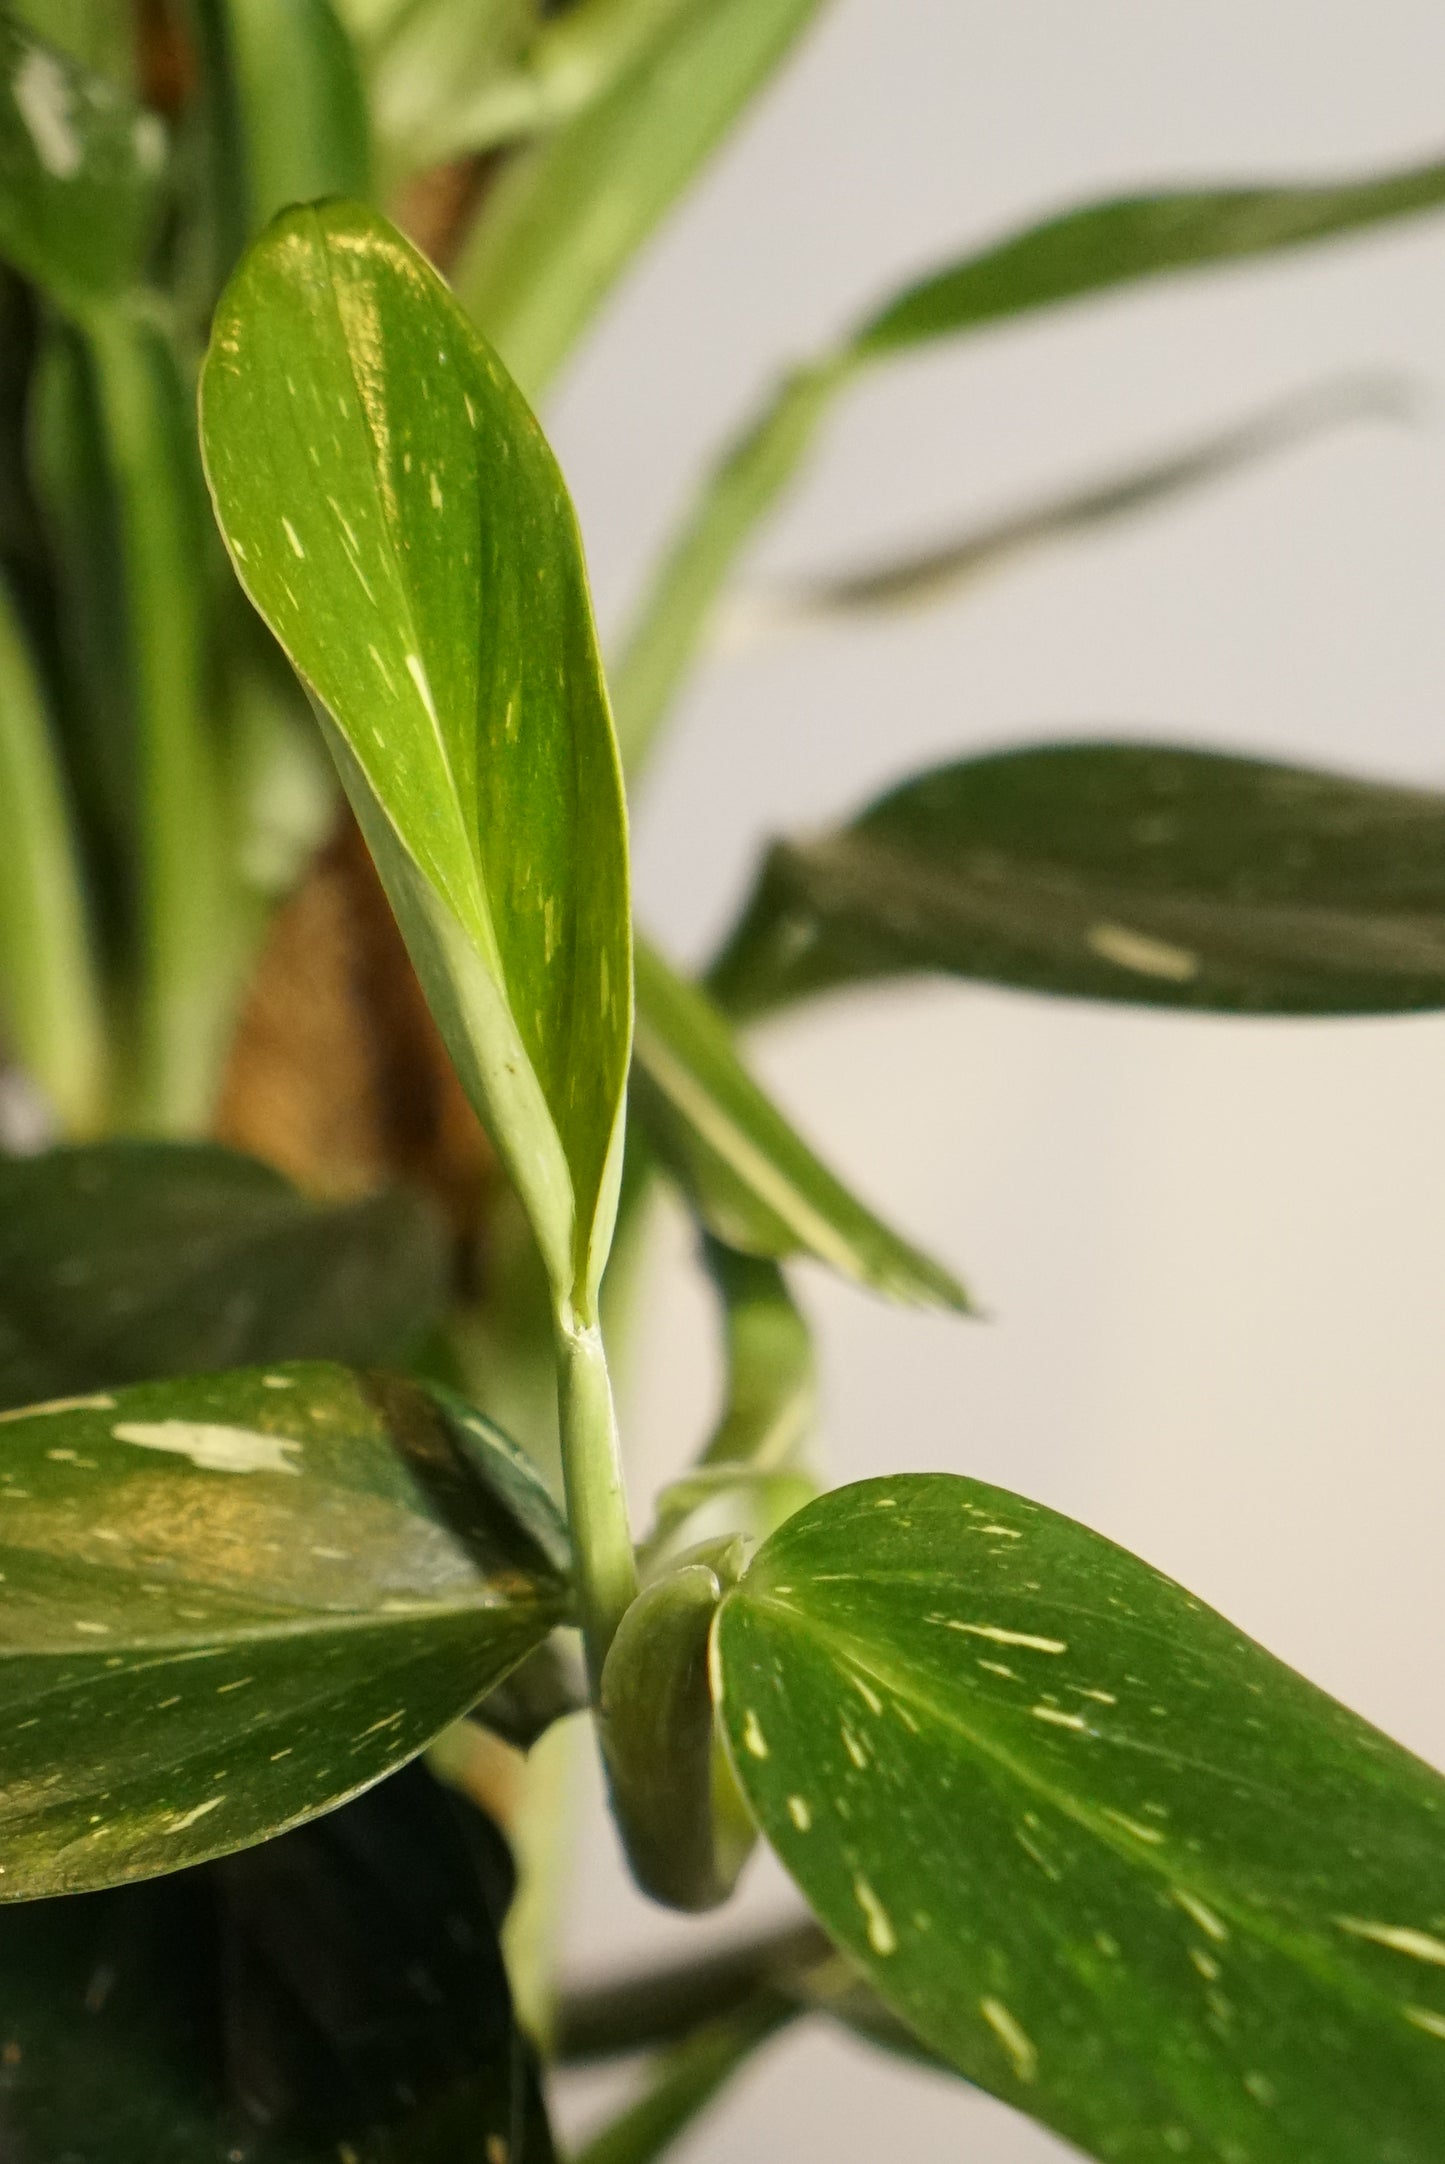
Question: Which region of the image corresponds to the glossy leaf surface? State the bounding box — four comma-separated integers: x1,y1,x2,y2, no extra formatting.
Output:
455,0,828,395
632,938,968,1308
0,13,164,315
0,1142,449,1411
856,153,1445,355
201,203,631,1308
0,1764,556,2161
709,742,1445,1020
715,1474,1445,2162
0,1363,568,1896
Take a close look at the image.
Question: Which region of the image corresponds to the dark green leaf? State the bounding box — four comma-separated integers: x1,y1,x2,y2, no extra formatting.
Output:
716,1474,1445,2162
200,202,631,1313
0,1362,568,1896
0,1141,450,1411
0,1763,556,2161
454,0,829,396
855,154,1445,356
0,13,164,315
709,742,1445,1020
632,937,969,1308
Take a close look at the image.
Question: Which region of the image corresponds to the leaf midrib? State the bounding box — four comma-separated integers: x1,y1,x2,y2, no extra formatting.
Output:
733,1590,1415,2034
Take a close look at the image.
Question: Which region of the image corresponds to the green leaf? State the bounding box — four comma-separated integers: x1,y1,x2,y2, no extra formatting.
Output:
632,937,969,1308
600,1550,755,1910
612,148,1445,778
0,1763,557,2162
200,202,631,1315
0,562,105,1133
570,1993,795,2164
188,0,372,283
0,1141,450,1411
0,12,164,317
708,741,1445,1021
453,0,830,397
715,1474,1445,2163
699,1238,814,1471
643,1241,817,1566
0,1362,568,1897
757,376,1405,625
855,154,1445,357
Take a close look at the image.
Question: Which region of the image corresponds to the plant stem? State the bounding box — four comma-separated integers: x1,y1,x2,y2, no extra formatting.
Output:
555,1312,639,1696
569,1990,798,2164
87,306,237,1132
557,1920,830,2061
0,569,107,1134
609,353,849,781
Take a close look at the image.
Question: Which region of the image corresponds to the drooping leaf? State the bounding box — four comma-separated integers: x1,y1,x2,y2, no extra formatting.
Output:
0,12,165,317
453,0,830,396
715,1474,1445,2163
631,938,969,1309
612,149,1445,776
200,202,631,1313
643,1241,816,1566
709,742,1445,1021
0,1141,450,1411
699,1238,814,1471
600,1551,754,1911
855,153,1445,356
0,563,105,1134
758,376,1404,624
0,1362,568,1897
0,1763,556,2162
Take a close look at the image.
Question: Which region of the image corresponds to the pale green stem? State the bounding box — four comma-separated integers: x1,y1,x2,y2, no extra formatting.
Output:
87,307,237,1133
0,567,107,1133
610,352,851,781
555,1312,640,1697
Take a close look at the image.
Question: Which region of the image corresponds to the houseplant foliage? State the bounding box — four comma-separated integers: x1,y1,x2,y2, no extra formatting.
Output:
2,5,1445,2161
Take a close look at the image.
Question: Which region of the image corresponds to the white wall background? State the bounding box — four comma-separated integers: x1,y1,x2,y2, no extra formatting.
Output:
542,4,1445,2155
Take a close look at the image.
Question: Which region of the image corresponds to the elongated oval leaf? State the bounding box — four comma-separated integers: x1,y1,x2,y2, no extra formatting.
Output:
0,13,164,315
855,154,1445,356
715,1474,1445,2163
632,938,969,1309
0,1362,568,1896
0,1141,449,1410
0,1764,557,2162
200,203,631,1311
709,742,1445,1020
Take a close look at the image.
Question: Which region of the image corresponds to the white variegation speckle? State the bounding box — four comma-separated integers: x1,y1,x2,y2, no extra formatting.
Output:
112,1421,301,1475
853,1875,896,1955
14,49,81,176
1087,921,1199,982
1338,1918,1445,1968
980,1997,1037,2081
